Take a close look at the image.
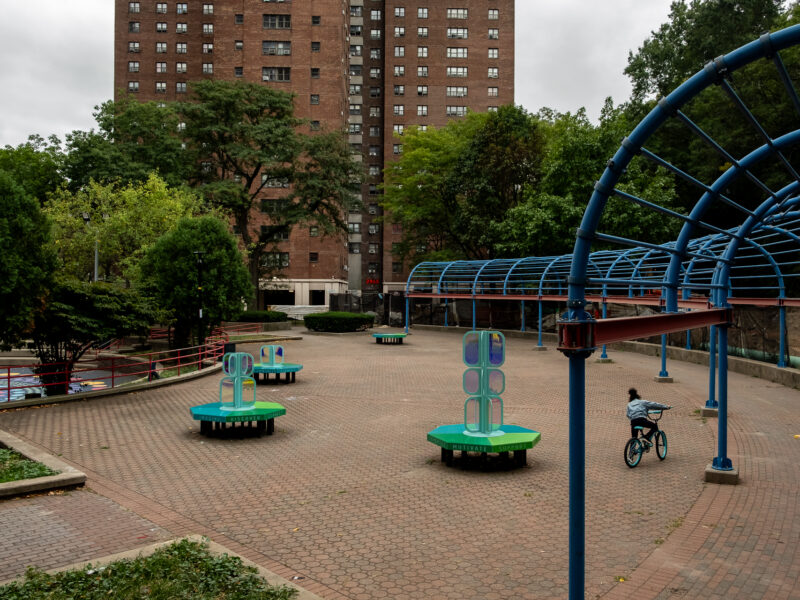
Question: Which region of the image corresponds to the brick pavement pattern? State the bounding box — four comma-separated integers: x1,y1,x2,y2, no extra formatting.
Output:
0,328,798,599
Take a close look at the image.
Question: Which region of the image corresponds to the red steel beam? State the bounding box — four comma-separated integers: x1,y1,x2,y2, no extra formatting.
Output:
594,308,732,345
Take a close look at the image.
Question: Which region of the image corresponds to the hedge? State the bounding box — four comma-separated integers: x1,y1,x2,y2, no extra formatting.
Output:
238,310,289,323
303,311,374,332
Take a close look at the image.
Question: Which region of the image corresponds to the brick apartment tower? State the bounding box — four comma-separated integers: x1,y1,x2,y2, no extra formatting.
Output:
115,0,514,307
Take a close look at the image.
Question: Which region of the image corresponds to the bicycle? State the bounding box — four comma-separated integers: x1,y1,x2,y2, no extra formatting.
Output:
624,408,670,468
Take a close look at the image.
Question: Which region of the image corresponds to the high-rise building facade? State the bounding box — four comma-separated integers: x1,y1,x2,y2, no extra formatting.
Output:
115,0,513,306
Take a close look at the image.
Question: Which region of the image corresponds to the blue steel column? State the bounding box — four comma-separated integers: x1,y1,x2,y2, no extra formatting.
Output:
444,299,449,327
712,323,734,470
537,301,543,347
521,300,526,332
778,304,786,367
659,334,669,377
599,302,609,359
568,354,585,597
404,297,409,334
706,325,718,408
472,299,476,330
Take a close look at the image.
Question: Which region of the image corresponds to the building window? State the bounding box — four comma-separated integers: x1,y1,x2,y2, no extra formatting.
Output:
261,175,290,188
393,144,403,154
370,48,381,59
203,43,213,53
203,3,213,15
176,82,187,93
349,243,361,254
235,66,243,77
350,84,362,95
311,15,321,25
350,24,363,36
488,28,499,40
128,2,140,13
368,145,379,156
369,106,381,117
447,47,468,59
128,41,140,53
392,262,402,274
368,204,378,215
418,125,427,132
394,27,405,37
176,62,187,73
446,105,468,117
350,44,362,56
447,8,468,18
394,65,405,77
235,40,244,50
234,13,244,24
348,123,362,135
488,67,499,79
369,125,380,136
488,48,499,59
309,252,319,263
447,28,468,39
370,29,381,40
418,7,428,18
417,46,428,58
394,85,404,96
394,7,405,17
128,81,139,93
176,42,187,53
393,104,405,116
368,224,380,235
155,3,167,13
177,2,187,13
369,67,381,78
263,67,291,81
156,42,167,53
417,27,428,37
264,14,291,29
488,106,499,112
394,46,405,57
488,87,499,97
488,8,499,20
311,41,321,52
309,226,319,237
417,66,428,77
368,184,379,195
156,81,167,94
349,103,361,114
369,165,380,176
370,87,381,97
417,105,428,116
446,86,468,97
310,120,320,131
313,95,322,105
263,41,291,55
262,252,290,268
369,243,379,254
368,262,378,274
348,222,361,234
155,61,166,73
393,124,405,136
202,63,213,74
417,85,428,96
350,5,362,17
129,21,140,33
156,21,167,32
371,9,382,20
350,64,362,76
203,23,214,34
447,66,468,77
128,61,140,72
310,68,320,78
176,22,187,33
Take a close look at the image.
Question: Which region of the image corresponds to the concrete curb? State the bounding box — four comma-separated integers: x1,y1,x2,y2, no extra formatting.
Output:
0,429,86,498
0,534,323,599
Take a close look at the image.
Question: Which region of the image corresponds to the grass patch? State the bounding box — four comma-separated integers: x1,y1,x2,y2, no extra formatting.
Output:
0,538,296,600
159,362,201,379
0,448,57,483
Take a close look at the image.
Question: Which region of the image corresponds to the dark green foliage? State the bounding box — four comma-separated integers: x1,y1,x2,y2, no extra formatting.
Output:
0,448,57,483
238,310,289,323
0,173,57,351
0,538,297,600
303,312,374,332
138,216,253,347
0,135,64,204
29,278,153,396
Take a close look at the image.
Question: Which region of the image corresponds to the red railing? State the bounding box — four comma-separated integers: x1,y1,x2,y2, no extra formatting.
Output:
1,337,226,404
215,322,265,337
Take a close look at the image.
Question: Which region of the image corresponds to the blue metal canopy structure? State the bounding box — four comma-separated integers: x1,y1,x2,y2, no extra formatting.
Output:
405,24,800,600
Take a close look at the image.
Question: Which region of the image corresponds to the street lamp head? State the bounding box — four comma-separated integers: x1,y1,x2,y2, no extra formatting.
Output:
81,212,90,225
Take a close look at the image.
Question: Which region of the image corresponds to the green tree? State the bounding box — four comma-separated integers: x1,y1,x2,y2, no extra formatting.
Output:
138,216,253,347
178,80,361,295
0,173,57,350
29,278,152,396
45,174,203,284
0,135,64,204
63,95,191,191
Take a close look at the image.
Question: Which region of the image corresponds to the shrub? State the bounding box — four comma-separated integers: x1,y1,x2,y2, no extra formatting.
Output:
238,310,288,323
304,311,374,332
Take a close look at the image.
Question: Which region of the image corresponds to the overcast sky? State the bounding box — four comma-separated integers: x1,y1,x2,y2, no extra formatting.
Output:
0,0,674,148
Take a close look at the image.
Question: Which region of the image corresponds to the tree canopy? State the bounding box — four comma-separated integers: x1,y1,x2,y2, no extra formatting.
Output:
0,135,64,204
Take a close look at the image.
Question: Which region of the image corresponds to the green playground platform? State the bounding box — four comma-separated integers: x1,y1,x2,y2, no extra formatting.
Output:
427,424,541,467
190,401,286,436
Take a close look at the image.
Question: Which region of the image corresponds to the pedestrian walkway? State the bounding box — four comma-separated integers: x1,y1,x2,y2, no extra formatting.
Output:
0,329,797,599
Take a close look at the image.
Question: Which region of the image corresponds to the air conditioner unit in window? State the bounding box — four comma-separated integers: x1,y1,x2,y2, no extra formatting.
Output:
369,248,377,254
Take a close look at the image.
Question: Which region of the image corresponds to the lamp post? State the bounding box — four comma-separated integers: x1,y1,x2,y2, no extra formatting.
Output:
81,212,98,282
194,251,205,347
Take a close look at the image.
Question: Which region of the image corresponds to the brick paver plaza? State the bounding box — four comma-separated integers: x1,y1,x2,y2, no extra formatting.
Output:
1,328,798,599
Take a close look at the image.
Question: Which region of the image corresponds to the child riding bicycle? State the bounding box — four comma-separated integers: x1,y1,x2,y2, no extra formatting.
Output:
626,388,670,443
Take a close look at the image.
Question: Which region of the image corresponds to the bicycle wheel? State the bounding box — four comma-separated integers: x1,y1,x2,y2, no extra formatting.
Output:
655,430,668,460
624,438,642,468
